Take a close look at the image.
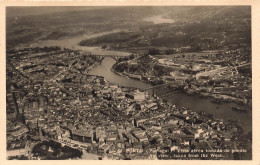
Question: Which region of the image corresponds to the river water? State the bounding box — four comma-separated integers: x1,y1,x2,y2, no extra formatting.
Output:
162,93,251,132
89,57,252,133
89,57,152,89
22,28,251,133
17,30,131,56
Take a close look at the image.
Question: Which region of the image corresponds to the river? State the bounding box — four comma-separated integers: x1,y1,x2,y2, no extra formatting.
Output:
89,57,152,89
89,57,251,133
20,27,251,133
162,93,251,132
16,29,131,56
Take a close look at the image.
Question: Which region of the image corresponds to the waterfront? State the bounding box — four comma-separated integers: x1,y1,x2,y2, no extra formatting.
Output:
13,23,252,133
162,93,251,133
16,30,131,56
89,57,252,133
6,6,253,160
17,29,252,133
89,57,152,89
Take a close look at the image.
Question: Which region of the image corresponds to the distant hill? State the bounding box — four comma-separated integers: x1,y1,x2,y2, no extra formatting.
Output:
6,6,251,51
6,6,161,49
164,6,250,21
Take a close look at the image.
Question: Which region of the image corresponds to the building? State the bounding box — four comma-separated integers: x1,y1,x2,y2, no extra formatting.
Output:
71,129,93,143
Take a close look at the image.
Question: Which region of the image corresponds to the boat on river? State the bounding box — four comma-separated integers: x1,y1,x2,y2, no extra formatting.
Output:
231,107,247,113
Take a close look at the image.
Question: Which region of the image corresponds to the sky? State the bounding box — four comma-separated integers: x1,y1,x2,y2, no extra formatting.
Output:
6,6,112,18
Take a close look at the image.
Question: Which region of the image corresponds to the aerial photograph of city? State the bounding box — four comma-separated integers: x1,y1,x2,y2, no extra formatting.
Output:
6,6,252,160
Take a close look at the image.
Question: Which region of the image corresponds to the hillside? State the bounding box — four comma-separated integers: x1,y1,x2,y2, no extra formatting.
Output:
78,6,251,53
7,6,251,53
6,6,161,49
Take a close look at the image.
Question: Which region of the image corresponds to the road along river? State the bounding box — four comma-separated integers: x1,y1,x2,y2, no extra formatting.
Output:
20,29,251,133
89,57,152,89
89,57,251,133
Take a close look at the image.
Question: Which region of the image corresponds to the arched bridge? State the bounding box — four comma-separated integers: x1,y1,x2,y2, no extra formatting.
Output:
144,81,184,97
92,54,131,61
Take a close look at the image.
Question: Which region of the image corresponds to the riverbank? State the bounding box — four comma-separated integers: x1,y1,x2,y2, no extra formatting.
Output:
23,26,251,134
88,57,152,89
184,88,251,107
112,65,251,109
106,59,252,133
85,60,103,73
87,56,251,135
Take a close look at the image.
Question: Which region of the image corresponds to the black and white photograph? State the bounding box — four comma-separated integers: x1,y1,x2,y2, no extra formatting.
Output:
4,4,255,161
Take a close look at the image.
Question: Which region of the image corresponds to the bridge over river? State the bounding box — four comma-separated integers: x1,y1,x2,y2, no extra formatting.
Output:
91,54,129,61
143,81,184,97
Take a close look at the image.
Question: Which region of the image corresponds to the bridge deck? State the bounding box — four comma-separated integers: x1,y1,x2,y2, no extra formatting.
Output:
144,82,180,90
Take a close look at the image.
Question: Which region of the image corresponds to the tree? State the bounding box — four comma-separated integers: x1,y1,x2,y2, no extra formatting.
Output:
128,65,137,73
129,54,135,60
148,48,160,55
114,62,128,72
154,65,165,76
101,45,107,49
165,49,176,55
